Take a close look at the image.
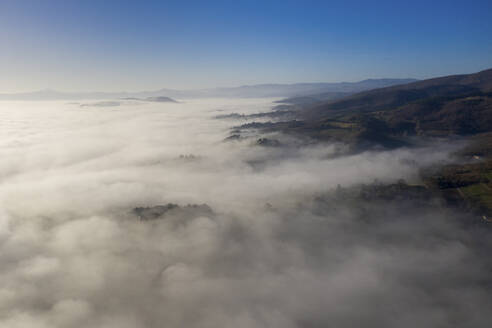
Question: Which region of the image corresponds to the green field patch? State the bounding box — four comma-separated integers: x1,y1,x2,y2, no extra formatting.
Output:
461,184,492,212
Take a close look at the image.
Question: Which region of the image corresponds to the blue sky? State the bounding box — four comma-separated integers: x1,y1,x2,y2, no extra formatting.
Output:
1,0,491,92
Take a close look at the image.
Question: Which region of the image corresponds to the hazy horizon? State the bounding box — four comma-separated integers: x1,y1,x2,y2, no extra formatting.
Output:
1,77,421,95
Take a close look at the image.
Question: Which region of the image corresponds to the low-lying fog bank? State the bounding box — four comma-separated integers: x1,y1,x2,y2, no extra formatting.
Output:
0,99,490,328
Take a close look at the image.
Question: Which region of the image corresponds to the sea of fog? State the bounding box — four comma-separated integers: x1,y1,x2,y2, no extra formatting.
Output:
0,99,491,327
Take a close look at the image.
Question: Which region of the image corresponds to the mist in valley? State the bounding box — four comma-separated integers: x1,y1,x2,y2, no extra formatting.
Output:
0,99,491,328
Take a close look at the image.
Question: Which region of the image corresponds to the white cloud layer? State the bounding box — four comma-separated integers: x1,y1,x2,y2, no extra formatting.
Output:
0,99,490,327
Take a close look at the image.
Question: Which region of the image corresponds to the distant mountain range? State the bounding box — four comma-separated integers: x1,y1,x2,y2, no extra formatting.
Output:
234,68,492,148
0,79,416,101
299,68,492,137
